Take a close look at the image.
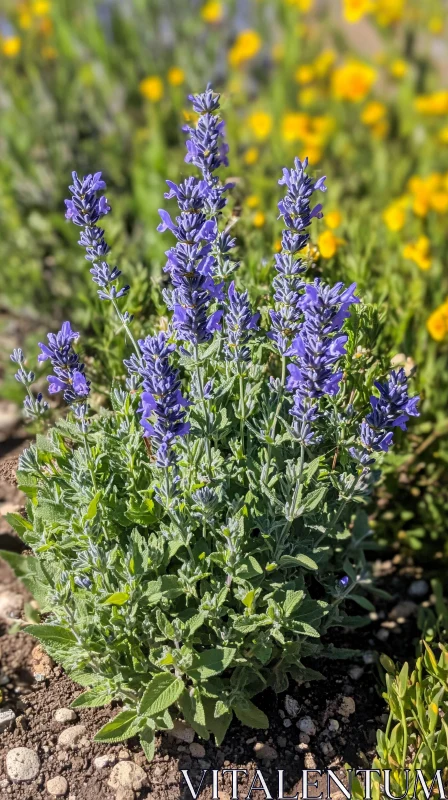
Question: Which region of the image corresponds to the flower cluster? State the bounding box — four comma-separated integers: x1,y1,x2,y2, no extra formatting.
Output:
224,281,259,362
270,157,327,355
133,332,190,467
286,280,359,445
65,171,129,303
37,322,90,422
10,349,48,419
158,86,233,346
357,368,420,454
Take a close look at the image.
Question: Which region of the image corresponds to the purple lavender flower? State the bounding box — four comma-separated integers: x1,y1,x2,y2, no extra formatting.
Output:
355,368,419,455
224,281,259,362
135,332,190,466
10,348,48,419
65,171,130,303
38,321,90,407
158,86,232,347
269,157,327,355
286,280,359,445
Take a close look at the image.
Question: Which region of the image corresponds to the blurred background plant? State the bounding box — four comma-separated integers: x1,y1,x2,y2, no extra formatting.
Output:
1,0,448,562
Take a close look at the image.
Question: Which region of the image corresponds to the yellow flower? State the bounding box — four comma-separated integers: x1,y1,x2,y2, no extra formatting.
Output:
313,49,335,77
302,145,322,165
228,30,261,68
383,201,407,232
371,120,389,139
298,87,318,107
247,111,273,141
415,91,448,116
312,115,336,136
295,64,315,85
374,0,404,26
430,192,448,214
285,0,313,9
427,302,448,341
428,16,443,34
318,230,344,259
18,10,32,29
331,60,376,102
325,210,342,230
41,45,57,60
390,58,408,78
402,236,431,271
246,195,260,209
274,239,282,253
2,37,21,57
32,0,50,14
139,76,163,102
438,127,448,145
343,0,373,24
300,242,320,263
253,211,266,228
167,67,185,87
244,147,259,165
281,112,310,143
361,100,386,126
182,109,198,125
200,0,223,23
408,174,442,217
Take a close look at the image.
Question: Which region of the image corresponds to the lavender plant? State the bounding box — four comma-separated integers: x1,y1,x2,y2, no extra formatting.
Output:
3,87,419,758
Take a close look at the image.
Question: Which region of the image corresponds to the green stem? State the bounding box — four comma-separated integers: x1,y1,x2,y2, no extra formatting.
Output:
275,443,305,559
239,372,245,455
193,345,212,472
263,355,286,482
111,298,140,357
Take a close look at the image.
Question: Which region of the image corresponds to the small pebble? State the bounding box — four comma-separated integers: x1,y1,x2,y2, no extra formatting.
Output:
348,666,364,681
0,709,16,733
108,761,146,792
408,580,429,599
284,695,300,718
54,708,77,724
277,736,287,748
46,776,69,797
283,719,292,728
253,742,278,761
118,749,131,761
298,733,310,744
93,754,116,770
189,743,206,758
339,696,356,717
295,742,308,753
297,716,316,736
57,725,87,749
6,747,40,782
362,652,375,665
328,718,339,732
376,628,389,642
304,752,317,769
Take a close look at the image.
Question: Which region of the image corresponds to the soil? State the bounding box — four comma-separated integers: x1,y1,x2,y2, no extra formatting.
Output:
0,450,426,800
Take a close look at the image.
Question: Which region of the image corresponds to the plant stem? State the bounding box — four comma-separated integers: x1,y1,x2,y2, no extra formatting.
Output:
263,355,286,482
239,372,245,455
111,298,140,357
193,345,212,472
275,443,305,559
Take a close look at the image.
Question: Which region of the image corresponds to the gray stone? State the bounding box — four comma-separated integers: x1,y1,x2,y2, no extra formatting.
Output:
348,666,364,681
54,708,77,724
297,716,316,736
93,754,116,770
284,695,300,718
408,580,429,599
0,709,16,733
108,761,146,792
389,601,417,621
115,789,135,800
328,718,339,732
118,749,131,761
189,743,206,758
253,742,278,761
6,747,40,782
339,696,356,717
46,776,69,797
169,720,195,743
57,725,87,749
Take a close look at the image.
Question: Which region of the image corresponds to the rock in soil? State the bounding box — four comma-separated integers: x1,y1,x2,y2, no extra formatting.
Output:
339,696,356,717
6,746,40,782
297,716,316,736
253,742,278,761
169,719,195,743
0,708,16,732
408,580,429,598
0,589,23,619
94,754,117,769
108,761,146,792
46,775,69,796
53,708,77,724
57,724,87,749
189,742,206,758
284,694,300,718
31,644,54,677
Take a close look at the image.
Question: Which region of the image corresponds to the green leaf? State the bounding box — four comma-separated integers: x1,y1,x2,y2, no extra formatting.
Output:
71,686,113,709
94,710,142,743
298,486,327,515
203,698,233,745
233,699,269,729
140,727,155,762
102,592,130,606
284,590,305,617
279,554,318,570
24,624,77,646
189,648,236,681
350,595,375,612
4,513,33,536
0,550,51,610
85,491,102,520
139,673,184,717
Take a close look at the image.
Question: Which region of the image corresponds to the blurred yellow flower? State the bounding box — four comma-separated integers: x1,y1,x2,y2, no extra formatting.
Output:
343,0,373,24
403,236,431,271
408,174,441,217
428,16,443,34
139,76,164,102
41,45,57,60
332,60,376,102
2,37,21,57
295,64,315,85
18,10,32,29
182,109,198,124
415,91,448,115
244,147,259,165
318,230,344,259
302,145,322,165
325,210,342,229
383,201,407,232
361,100,386,126
285,0,313,9
439,127,448,145
228,30,261,67
313,49,335,77
298,87,318,107
246,195,260,209
427,302,448,341
312,115,336,136
167,67,185,87
201,0,223,23
274,239,282,253
32,0,50,14
247,111,273,141
281,112,310,143
300,242,320,263
253,211,266,228
430,192,448,214
374,0,404,26
390,58,408,78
